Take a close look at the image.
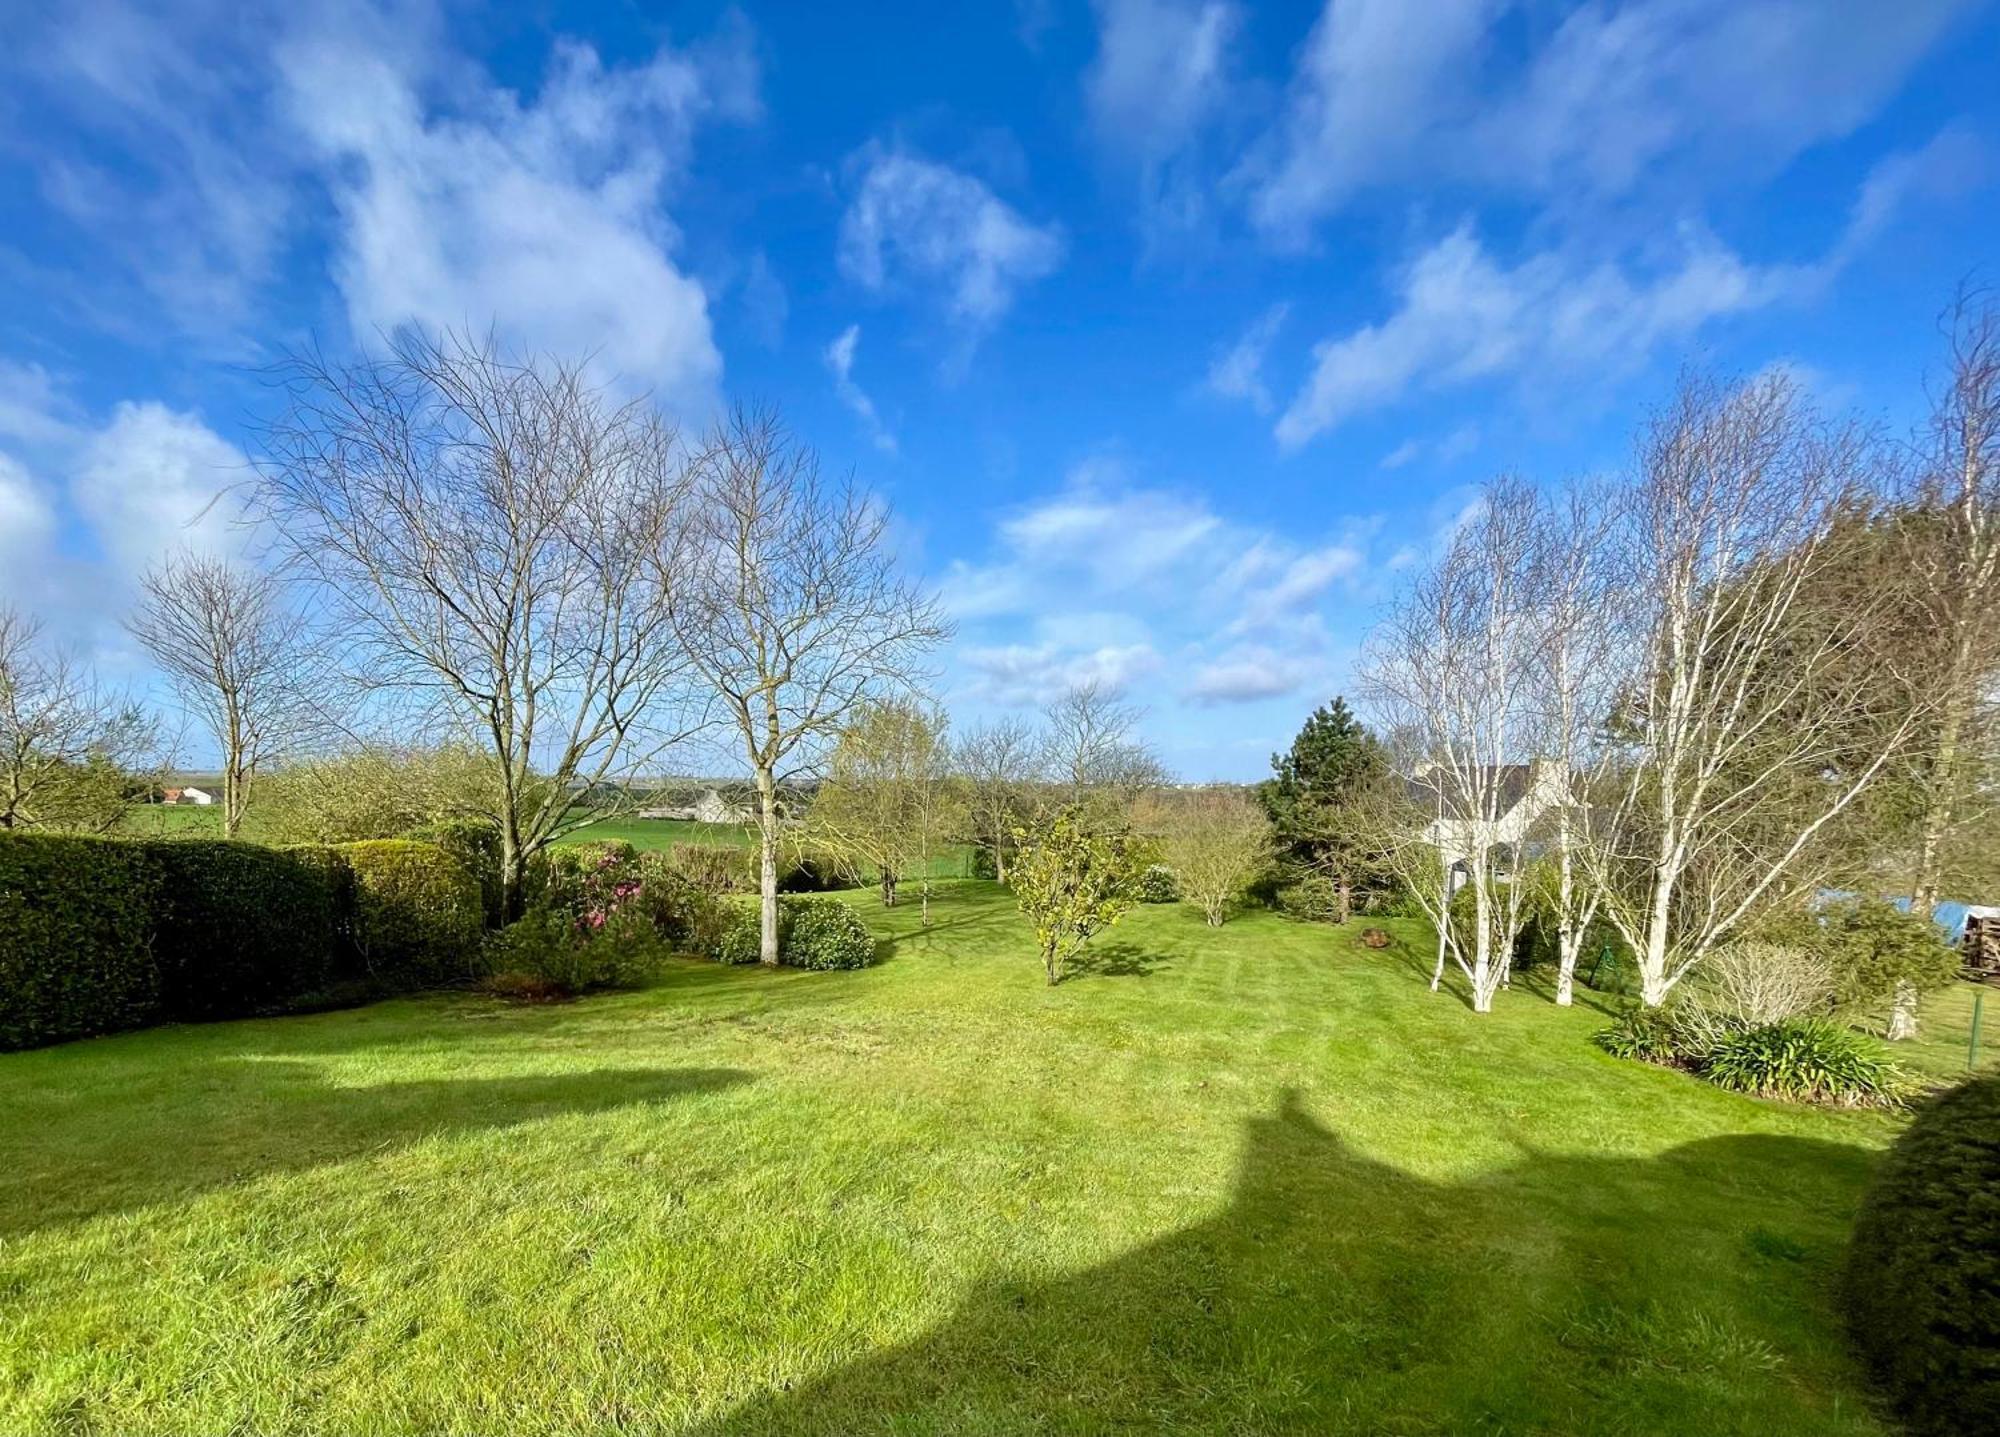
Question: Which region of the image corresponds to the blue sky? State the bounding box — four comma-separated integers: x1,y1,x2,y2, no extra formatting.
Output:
2,0,1996,780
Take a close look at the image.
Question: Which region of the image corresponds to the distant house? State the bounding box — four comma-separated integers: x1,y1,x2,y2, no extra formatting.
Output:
160,787,215,806
1403,761,1571,877
638,788,754,825
693,789,753,825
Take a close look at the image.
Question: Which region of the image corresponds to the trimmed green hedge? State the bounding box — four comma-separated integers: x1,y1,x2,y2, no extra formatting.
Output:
149,840,341,1021
1845,1075,2000,1436
402,818,504,927
1,832,488,1050
0,832,159,1049
339,840,485,987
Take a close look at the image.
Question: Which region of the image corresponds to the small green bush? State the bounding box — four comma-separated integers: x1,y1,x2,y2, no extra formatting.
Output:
1594,1006,1704,1065
1275,871,1342,923
338,839,484,987
784,897,876,970
485,906,661,996
1135,864,1180,904
1844,1075,2000,1437
713,900,784,965
146,839,340,1020
1700,1020,1908,1107
402,818,504,927
0,832,159,1050
532,840,640,917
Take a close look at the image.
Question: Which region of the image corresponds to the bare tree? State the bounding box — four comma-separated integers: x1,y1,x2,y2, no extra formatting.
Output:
1137,786,1273,926
0,607,157,832
954,715,1039,881
126,549,320,837
1363,478,1544,1013
254,331,699,917
1040,680,1168,812
1903,295,2000,920
1586,373,1921,1007
669,409,948,965
1522,479,1625,1005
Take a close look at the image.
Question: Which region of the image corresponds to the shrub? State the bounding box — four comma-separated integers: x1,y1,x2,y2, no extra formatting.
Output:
1844,1075,2000,1437
1691,941,1834,1027
484,905,662,996
784,897,876,970
0,832,159,1050
779,849,848,893
660,842,756,894
146,839,341,1020
1275,871,1342,923
1135,865,1179,903
1595,1006,1710,1066
402,817,504,927
712,899,784,965
338,839,484,987
532,840,640,918
1700,1019,1908,1107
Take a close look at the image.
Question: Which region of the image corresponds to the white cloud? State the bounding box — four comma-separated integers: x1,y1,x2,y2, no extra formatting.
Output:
838,147,1063,331
944,462,1375,711
824,325,897,455
0,454,58,584
1086,0,1241,234
1380,424,1479,471
279,22,753,410
1186,644,1323,705
72,402,252,569
1244,0,1495,245
1274,222,1795,448
962,641,1162,706
1242,0,1972,243
1205,303,1288,413
0,361,83,447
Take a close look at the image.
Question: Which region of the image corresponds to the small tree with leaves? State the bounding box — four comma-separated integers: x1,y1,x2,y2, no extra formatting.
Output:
1820,898,1965,1040
1011,805,1142,985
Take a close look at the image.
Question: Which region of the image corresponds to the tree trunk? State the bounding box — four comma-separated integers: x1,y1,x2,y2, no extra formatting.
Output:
1336,874,1351,925
1637,863,1677,1007
881,871,898,907
757,773,780,966
994,846,1007,884
500,825,525,924
1887,980,1920,1040
1555,928,1580,1008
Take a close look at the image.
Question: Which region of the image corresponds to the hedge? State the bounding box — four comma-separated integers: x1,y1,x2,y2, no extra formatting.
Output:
402,818,505,927
0,832,158,1050
1,832,487,1051
148,840,341,1021
338,840,485,988
1845,1074,2000,1436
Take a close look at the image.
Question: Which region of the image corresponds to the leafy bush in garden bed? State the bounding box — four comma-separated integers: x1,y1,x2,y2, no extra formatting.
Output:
338,839,485,988
783,898,876,970
1135,865,1179,904
484,906,663,998
147,839,340,1021
0,832,158,1049
1595,1007,1908,1107
1844,1075,2000,1437
659,842,756,894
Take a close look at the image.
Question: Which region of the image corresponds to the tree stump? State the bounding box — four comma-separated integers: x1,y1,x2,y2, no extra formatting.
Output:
1360,927,1391,949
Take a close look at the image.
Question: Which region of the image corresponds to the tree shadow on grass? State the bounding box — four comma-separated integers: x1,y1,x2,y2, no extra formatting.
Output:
688,1092,1881,1437
1067,939,1171,979
0,1063,749,1236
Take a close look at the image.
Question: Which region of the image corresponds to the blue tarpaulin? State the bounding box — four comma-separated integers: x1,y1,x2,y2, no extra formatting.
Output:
1819,890,1976,944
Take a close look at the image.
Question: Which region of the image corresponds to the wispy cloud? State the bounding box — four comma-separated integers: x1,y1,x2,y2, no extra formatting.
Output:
1205,303,1289,413
824,324,897,455
838,145,1064,336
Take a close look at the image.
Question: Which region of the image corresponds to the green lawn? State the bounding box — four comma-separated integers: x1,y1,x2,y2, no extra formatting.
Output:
0,881,1924,1434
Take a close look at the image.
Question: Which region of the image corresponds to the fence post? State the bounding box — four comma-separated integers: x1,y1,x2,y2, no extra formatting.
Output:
1970,989,1984,1072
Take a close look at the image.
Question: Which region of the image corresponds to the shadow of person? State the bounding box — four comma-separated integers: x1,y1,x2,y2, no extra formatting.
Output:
3,1063,750,1236
687,1091,1878,1436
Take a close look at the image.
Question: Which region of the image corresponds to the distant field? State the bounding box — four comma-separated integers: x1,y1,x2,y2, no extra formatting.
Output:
119,805,224,837
116,804,977,878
